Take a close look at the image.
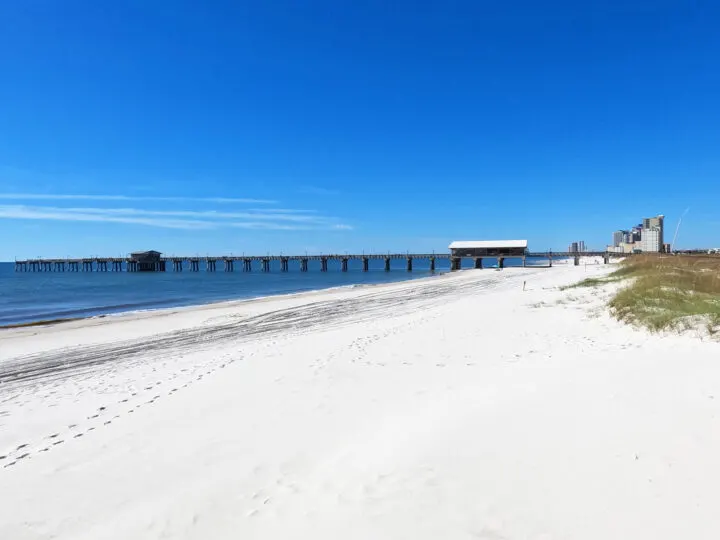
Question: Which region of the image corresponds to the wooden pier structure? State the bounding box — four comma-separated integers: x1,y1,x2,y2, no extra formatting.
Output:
14,250,613,273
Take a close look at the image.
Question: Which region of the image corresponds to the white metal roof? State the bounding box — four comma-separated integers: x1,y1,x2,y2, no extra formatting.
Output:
448,240,528,249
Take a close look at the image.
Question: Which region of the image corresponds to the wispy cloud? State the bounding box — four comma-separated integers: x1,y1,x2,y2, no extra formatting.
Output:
0,205,214,229
0,205,352,231
300,186,341,196
0,193,276,204
228,222,315,231
57,206,331,223
246,208,318,214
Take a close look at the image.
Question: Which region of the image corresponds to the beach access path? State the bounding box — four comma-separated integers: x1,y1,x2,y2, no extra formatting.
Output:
1,261,720,539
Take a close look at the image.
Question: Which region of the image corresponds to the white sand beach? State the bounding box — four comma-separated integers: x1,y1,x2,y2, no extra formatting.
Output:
2,262,720,539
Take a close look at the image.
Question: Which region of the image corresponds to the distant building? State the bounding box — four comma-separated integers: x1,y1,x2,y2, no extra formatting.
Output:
640,228,662,253
568,241,585,253
641,215,664,251
613,230,626,248
609,215,667,253
663,243,672,253
607,243,636,254
643,215,664,231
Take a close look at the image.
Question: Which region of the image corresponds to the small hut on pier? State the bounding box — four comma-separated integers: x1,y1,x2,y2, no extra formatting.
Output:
129,250,164,272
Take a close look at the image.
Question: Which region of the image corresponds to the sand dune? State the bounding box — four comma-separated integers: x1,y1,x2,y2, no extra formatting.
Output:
2,262,720,539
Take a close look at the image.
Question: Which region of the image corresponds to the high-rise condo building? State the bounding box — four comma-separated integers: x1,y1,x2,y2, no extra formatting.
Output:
640,227,662,253
613,230,626,247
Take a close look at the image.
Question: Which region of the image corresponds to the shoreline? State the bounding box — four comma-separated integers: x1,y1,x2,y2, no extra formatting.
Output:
0,316,87,329
0,270,449,332
0,266,473,359
0,258,574,329
0,267,450,330
0,281,379,330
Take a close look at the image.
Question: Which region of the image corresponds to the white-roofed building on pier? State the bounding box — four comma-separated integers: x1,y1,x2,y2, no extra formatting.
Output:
448,240,529,270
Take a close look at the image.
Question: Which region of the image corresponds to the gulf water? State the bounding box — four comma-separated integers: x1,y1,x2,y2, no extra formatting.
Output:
0,257,551,326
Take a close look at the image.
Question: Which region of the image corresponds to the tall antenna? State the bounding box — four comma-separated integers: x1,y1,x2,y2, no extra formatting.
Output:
671,207,690,252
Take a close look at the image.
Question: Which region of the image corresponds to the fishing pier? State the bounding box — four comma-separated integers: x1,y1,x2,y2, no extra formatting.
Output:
15,242,613,273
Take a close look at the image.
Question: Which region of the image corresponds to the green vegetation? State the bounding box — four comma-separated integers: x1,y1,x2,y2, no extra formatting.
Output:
561,277,610,289
560,273,627,290
568,255,720,334
608,256,720,333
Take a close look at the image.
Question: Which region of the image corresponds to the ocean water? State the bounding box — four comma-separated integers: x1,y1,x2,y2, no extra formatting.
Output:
0,257,549,326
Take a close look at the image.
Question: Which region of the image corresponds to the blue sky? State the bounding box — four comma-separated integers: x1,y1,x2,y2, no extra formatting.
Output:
1,1,719,259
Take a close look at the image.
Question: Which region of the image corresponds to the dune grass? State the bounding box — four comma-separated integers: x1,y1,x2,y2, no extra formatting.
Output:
606,255,720,333
561,275,622,289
